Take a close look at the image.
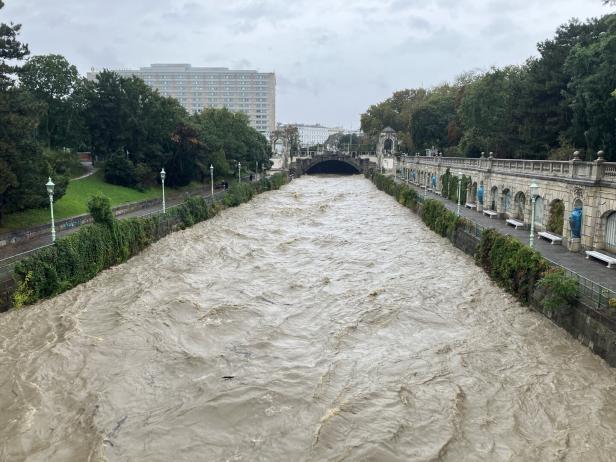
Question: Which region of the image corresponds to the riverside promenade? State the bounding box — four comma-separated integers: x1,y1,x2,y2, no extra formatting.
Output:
395,175,616,293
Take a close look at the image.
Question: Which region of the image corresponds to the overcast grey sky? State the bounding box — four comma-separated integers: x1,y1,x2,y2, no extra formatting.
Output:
2,0,611,129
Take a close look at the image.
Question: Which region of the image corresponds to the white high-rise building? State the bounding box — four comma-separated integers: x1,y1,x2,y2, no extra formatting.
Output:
87,64,276,137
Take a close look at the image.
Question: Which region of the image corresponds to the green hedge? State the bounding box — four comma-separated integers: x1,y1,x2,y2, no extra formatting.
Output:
476,228,551,304
12,173,288,308
421,199,462,239
372,173,421,211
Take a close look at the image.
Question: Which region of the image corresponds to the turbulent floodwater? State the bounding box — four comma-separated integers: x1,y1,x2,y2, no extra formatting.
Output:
2,175,616,462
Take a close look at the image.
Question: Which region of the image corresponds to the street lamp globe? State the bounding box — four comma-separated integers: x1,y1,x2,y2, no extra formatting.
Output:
530,179,539,198
46,177,55,195
160,168,166,182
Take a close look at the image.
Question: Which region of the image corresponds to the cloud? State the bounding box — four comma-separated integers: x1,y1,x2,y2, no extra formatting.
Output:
2,0,610,128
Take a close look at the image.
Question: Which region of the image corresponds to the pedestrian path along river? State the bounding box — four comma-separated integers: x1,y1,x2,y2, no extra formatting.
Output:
1,175,616,461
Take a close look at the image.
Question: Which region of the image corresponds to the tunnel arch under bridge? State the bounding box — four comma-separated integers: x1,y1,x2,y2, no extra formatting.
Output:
293,154,372,176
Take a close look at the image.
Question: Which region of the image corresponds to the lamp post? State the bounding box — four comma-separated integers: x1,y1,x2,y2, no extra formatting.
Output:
160,168,166,214
210,164,214,197
46,177,56,242
456,171,463,217
238,162,242,183
256,161,259,181
529,179,539,248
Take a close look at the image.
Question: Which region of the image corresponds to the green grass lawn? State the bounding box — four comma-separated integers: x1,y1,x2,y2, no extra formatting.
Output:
1,172,169,233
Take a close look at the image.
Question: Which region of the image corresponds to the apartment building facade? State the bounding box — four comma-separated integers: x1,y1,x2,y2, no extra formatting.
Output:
87,63,276,136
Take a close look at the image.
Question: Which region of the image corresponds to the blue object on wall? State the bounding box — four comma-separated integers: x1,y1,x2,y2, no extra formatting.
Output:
477,185,484,205
432,175,437,188
569,207,583,238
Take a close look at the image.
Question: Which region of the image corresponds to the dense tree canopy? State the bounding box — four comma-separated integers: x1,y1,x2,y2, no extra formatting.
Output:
0,1,68,223
361,14,616,161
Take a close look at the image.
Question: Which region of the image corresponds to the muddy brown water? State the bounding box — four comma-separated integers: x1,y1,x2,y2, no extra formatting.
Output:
1,175,616,461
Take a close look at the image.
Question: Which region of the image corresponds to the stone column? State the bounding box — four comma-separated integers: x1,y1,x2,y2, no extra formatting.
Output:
587,152,605,249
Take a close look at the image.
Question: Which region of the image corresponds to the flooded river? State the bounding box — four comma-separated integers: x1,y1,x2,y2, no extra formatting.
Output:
2,175,616,461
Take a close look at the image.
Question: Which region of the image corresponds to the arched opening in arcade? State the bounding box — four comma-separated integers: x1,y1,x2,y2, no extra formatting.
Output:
602,211,616,253
547,199,565,235
384,138,393,153
305,160,361,175
513,192,526,221
501,188,512,217
489,186,499,212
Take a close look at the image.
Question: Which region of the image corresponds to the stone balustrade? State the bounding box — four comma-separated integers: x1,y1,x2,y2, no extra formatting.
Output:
401,153,616,185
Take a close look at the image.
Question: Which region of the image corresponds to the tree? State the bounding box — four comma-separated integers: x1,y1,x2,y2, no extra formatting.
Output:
0,2,65,223
20,54,81,148
165,122,208,187
0,0,29,91
564,15,616,160
410,85,457,152
192,108,271,171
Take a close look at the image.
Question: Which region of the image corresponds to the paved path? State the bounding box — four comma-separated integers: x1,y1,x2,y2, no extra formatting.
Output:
397,177,616,292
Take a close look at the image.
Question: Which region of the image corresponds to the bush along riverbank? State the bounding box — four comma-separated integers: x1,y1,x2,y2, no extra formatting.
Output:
369,172,616,366
10,173,288,308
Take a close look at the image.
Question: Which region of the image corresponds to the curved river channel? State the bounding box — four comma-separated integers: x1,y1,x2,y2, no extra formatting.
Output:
2,175,616,461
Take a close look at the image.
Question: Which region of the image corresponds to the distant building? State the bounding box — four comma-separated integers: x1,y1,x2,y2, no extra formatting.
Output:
278,123,345,147
87,63,276,137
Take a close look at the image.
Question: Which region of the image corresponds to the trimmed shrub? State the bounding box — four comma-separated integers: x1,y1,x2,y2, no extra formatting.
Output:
421,199,461,238
476,228,549,303
87,193,114,227
536,269,578,312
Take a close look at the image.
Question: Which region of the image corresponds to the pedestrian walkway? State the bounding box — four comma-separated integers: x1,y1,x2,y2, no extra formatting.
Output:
396,176,616,292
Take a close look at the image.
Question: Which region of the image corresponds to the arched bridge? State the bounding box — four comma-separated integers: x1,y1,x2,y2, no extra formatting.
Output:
291,153,374,176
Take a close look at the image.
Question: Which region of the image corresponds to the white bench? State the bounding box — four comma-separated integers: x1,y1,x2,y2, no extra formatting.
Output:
506,218,525,230
537,231,563,245
585,250,616,268
434,191,442,196
483,210,498,219
465,203,477,210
